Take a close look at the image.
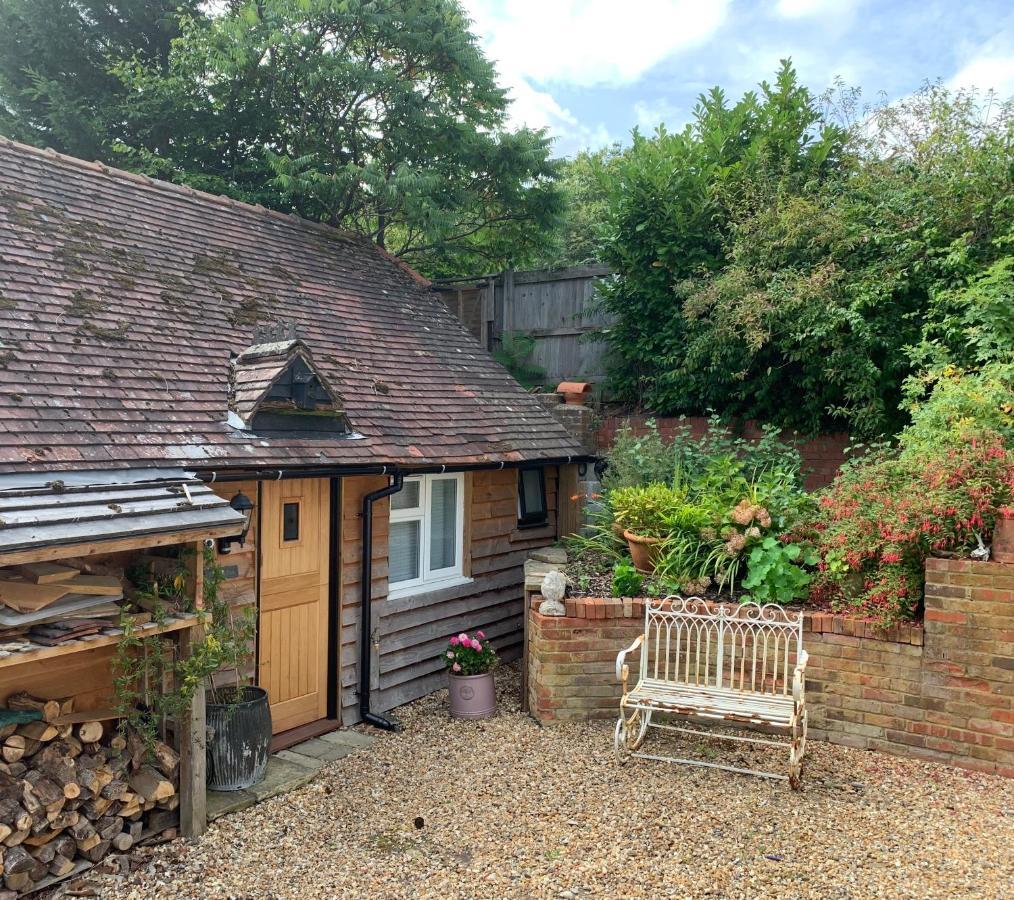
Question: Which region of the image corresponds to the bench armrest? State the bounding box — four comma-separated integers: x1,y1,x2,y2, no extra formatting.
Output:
616,634,644,693
793,650,809,704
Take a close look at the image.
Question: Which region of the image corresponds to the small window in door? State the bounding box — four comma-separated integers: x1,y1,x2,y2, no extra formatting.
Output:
282,501,300,542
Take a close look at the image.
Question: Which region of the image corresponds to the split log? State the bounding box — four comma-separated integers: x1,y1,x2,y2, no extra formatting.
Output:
95,816,123,842
4,694,63,724
81,796,111,819
0,800,31,832
0,827,10,846
2,829,28,848
125,730,146,772
100,780,127,802
3,871,29,892
29,857,48,883
42,810,77,832
67,818,94,843
78,838,110,863
157,793,180,812
150,740,180,780
3,735,41,764
48,854,75,877
51,834,76,861
2,846,31,875
75,832,102,853
28,841,56,864
24,771,64,808
76,722,103,744
128,766,174,803
17,721,58,743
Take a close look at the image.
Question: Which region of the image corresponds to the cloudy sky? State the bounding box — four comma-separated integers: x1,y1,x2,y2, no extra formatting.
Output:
460,0,1014,155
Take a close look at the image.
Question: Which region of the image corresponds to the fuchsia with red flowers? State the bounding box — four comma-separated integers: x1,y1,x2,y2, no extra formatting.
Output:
444,630,498,676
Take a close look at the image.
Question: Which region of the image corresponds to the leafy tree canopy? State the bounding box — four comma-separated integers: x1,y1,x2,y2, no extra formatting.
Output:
597,62,1014,438
0,0,204,161
0,0,563,275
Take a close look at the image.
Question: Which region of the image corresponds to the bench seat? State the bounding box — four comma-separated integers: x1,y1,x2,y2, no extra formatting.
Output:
625,679,795,729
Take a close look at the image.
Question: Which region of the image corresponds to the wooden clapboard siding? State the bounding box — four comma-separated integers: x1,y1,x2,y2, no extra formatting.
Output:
341,467,559,724
209,481,258,685
339,476,390,724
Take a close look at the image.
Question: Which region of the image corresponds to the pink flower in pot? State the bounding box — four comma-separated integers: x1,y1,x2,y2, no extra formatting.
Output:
452,662,461,672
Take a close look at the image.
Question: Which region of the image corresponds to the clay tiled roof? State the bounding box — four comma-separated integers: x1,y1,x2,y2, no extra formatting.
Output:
0,139,582,473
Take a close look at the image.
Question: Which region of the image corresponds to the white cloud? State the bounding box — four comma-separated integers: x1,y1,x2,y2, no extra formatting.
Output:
633,98,680,131
948,30,1014,98
463,1,730,88
774,0,858,18
461,1,728,153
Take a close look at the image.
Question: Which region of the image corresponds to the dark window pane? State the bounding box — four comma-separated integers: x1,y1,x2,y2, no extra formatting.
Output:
282,502,300,542
518,468,547,526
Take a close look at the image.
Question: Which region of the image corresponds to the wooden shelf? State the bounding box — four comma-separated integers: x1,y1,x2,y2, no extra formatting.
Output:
0,614,200,670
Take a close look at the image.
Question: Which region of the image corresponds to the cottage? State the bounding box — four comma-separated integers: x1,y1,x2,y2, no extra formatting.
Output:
0,139,589,855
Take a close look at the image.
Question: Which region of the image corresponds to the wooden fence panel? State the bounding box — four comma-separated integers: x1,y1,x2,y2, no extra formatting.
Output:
433,265,613,387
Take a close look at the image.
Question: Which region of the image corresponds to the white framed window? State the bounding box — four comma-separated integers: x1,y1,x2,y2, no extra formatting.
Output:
388,473,468,598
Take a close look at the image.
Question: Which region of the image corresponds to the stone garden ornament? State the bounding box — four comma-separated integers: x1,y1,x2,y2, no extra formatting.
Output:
539,570,567,616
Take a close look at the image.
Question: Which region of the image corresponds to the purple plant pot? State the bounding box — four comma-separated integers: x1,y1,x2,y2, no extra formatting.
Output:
448,671,497,719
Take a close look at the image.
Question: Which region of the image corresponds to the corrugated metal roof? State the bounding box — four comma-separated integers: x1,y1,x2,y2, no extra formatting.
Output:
0,468,246,554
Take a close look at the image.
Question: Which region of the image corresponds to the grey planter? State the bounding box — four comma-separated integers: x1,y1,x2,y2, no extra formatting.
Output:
448,672,497,719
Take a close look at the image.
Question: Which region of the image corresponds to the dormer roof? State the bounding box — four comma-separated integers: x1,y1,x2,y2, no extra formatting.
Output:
229,327,347,435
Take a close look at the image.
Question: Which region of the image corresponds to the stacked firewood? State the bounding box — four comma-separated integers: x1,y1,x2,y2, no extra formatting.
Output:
0,694,179,896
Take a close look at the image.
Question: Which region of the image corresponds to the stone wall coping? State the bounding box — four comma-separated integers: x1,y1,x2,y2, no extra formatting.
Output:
530,595,924,645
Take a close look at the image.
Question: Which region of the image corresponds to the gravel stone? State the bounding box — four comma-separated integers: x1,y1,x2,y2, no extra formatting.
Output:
97,666,1012,899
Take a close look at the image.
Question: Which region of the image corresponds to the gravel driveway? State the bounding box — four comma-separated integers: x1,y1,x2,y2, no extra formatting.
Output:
103,666,1011,899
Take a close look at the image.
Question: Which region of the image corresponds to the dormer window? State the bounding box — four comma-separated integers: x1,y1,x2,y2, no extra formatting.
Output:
229,328,350,436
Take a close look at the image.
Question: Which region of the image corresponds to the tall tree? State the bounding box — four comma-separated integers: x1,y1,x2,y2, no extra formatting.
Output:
112,0,562,273
0,0,562,275
0,0,204,161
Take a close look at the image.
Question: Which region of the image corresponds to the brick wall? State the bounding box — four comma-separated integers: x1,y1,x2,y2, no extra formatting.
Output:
528,559,1013,775
596,415,849,490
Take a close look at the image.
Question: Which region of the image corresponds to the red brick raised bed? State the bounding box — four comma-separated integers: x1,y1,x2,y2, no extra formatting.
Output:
528,558,1013,776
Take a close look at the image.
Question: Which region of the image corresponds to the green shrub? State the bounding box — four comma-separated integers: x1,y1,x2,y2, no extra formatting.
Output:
611,561,644,597
741,538,817,604
610,483,686,537
601,420,674,490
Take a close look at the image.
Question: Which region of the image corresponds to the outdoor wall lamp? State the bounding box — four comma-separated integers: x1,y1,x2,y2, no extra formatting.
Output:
218,490,255,554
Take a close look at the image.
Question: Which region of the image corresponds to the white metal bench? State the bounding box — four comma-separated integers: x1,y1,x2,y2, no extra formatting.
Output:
614,597,808,788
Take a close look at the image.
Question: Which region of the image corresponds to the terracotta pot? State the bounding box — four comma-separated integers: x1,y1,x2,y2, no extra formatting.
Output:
623,529,662,574
556,381,591,406
448,671,497,719
993,509,1014,564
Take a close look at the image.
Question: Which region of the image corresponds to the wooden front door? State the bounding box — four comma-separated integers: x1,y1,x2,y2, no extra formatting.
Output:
258,478,331,734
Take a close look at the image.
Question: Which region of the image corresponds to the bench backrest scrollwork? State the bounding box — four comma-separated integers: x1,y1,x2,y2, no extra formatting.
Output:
641,597,804,696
